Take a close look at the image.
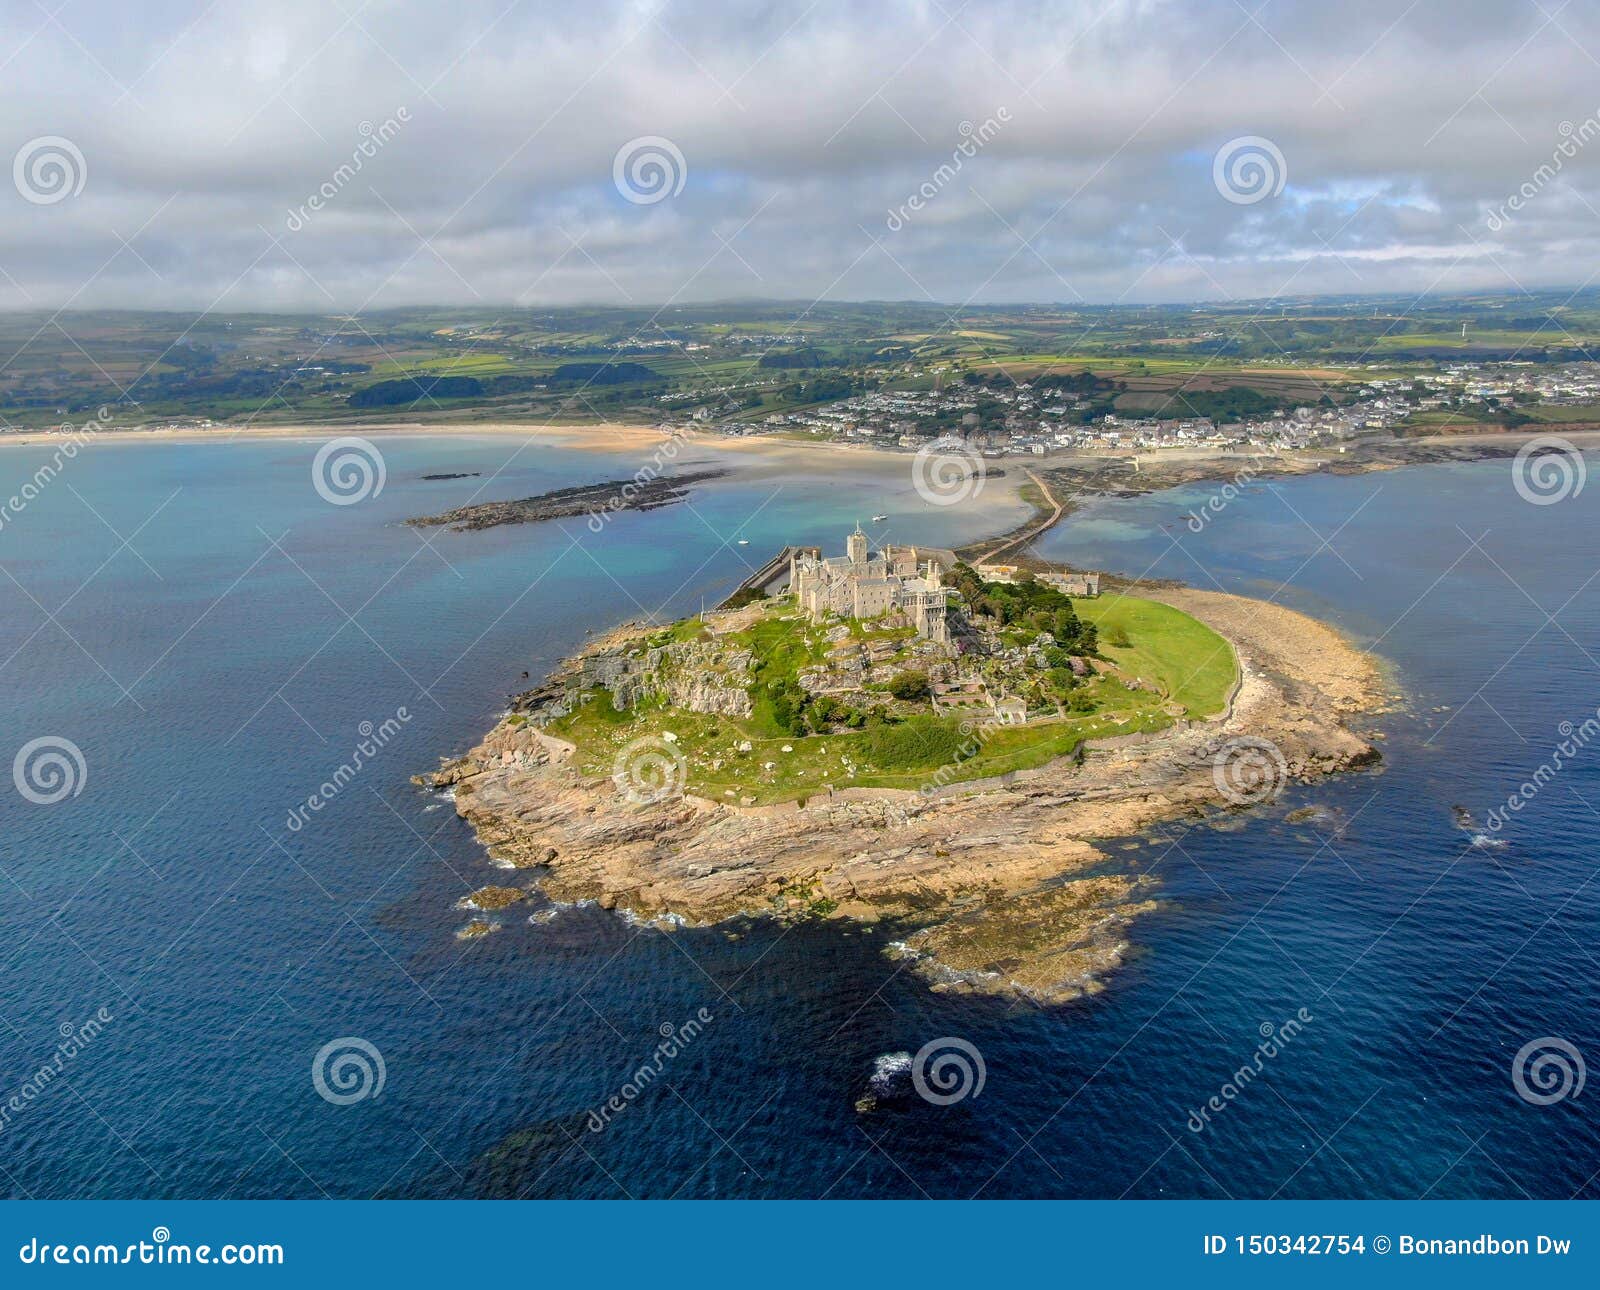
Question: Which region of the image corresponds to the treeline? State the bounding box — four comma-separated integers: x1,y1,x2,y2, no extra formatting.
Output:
348,362,664,408
963,369,1119,396
758,347,846,369
775,373,868,404
350,375,485,407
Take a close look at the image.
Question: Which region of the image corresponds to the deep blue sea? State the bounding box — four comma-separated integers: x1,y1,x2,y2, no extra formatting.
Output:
0,436,1595,1200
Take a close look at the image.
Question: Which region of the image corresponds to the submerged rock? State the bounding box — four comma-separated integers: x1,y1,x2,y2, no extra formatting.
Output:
461,885,527,911
855,1051,913,1113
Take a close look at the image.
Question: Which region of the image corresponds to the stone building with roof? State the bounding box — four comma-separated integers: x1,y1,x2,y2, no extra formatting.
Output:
788,525,953,644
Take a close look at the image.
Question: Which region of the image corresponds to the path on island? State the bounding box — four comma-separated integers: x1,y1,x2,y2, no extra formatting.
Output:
972,468,1066,563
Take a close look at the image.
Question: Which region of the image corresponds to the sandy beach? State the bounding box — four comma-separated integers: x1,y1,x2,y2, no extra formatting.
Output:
0,418,877,460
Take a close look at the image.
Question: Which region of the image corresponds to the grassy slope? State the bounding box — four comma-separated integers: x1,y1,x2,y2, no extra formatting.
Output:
546,595,1236,804
1078,596,1237,717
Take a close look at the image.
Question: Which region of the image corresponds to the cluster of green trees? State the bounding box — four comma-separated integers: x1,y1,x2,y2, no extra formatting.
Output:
758,347,848,369
350,375,485,407
762,675,964,768
547,361,662,385
775,373,867,405
762,676,869,736
962,369,1118,396
945,564,1098,655
1118,386,1317,423
886,669,931,701
861,716,964,769
756,661,938,741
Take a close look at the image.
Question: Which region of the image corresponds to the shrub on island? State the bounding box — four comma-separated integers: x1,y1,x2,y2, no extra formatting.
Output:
861,716,964,770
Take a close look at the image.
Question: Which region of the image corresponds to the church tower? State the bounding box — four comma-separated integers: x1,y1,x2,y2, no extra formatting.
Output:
847,523,868,570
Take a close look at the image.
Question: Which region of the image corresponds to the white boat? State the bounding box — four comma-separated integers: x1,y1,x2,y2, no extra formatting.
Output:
871,513,888,522
737,539,749,545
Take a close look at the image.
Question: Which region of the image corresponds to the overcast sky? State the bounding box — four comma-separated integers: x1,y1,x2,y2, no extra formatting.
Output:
3,0,1599,312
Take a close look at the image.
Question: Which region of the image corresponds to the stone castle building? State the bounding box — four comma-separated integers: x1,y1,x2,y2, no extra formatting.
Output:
789,526,953,643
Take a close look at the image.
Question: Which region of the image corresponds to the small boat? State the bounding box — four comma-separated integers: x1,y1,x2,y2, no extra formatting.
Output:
737,539,750,545
871,513,888,522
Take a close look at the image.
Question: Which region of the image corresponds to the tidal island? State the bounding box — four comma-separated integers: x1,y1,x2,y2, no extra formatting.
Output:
430,526,1384,1003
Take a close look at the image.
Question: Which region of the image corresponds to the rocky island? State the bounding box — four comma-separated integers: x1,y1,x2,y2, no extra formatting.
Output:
407,467,728,531
428,526,1384,1004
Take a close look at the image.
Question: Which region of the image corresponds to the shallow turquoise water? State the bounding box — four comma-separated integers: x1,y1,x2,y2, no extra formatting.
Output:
0,438,1595,1198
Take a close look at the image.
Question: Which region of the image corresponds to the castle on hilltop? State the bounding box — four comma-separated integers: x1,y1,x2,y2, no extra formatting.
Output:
788,525,954,643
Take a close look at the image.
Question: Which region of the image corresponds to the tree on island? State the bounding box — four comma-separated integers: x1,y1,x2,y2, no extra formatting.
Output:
886,669,932,702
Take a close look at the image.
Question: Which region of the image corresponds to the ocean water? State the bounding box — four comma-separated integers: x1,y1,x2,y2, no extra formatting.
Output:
0,438,1595,1199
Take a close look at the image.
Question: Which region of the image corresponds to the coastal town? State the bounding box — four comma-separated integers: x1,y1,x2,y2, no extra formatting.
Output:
659,359,1600,459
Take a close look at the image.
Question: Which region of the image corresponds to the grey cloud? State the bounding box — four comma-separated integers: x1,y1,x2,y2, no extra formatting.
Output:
2,0,1598,309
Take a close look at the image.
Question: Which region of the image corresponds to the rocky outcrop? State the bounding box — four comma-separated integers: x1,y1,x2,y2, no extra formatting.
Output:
536,631,755,721
656,642,754,718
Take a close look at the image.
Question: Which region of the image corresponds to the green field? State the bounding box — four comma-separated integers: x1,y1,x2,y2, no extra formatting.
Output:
1526,403,1600,423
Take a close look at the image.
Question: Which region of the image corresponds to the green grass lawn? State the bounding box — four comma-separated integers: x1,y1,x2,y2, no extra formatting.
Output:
1401,409,1495,426
1077,595,1237,717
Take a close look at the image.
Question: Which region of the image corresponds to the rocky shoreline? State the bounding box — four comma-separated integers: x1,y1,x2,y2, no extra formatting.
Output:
426,582,1389,1005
